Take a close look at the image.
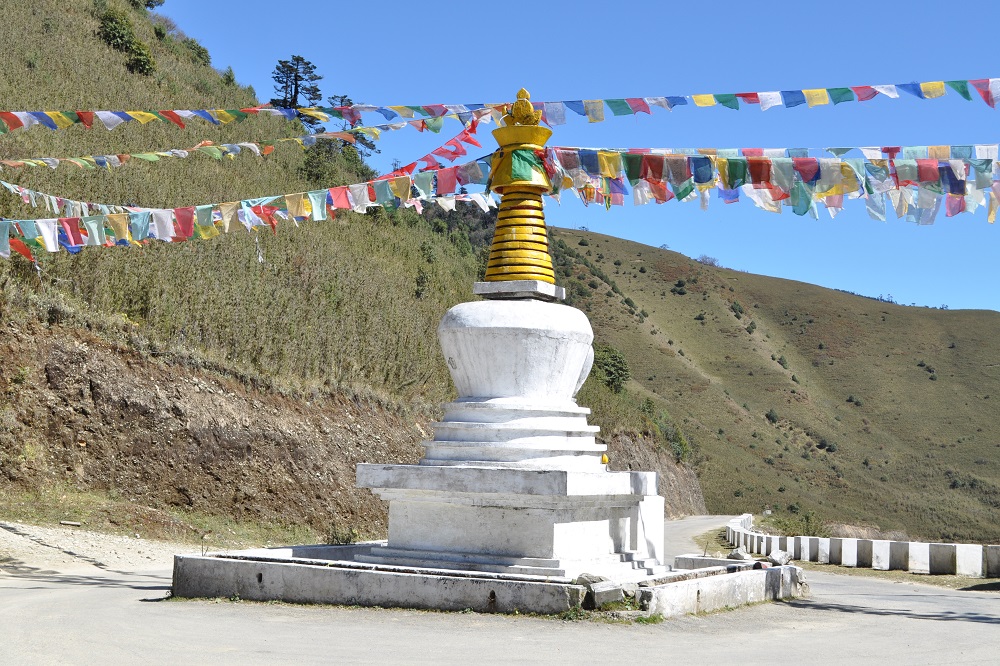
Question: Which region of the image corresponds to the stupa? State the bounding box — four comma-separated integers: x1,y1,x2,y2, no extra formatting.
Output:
355,89,665,579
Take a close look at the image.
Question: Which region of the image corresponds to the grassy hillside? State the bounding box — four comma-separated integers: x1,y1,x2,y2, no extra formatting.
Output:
551,228,1000,542
3,0,995,545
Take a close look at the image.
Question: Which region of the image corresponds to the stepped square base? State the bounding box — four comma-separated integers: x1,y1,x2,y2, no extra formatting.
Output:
171,545,808,615
356,464,665,580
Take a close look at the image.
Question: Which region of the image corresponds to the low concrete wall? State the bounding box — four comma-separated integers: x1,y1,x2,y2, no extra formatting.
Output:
640,565,806,618
727,515,996,578
173,553,584,614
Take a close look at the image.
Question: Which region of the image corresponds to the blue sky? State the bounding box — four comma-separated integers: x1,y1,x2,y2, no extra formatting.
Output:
165,1,1000,311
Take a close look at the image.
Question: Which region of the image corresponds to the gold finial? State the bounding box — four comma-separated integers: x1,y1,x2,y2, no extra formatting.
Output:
485,89,555,285
504,88,542,127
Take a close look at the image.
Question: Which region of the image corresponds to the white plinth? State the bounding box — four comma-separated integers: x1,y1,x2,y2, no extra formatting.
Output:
354,297,666,581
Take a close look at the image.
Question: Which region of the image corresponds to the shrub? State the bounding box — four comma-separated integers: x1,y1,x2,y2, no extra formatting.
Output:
125,41,155,75
777,355,789,369
98,8,136,51
745,320,756,334
578,238,589,246
639,266,647,273
623,297,636,309
592,344,631,393
696,255,720,267
766,408,779,424
183,37,211,66
613,259,622,266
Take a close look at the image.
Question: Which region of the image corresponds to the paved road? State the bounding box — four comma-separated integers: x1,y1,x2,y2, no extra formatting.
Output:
2,517,997,664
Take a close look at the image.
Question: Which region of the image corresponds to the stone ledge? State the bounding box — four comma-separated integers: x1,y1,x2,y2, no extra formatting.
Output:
473,280,566,302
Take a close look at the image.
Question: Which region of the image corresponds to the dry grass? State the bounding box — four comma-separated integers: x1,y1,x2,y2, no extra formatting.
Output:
552,228,1000,544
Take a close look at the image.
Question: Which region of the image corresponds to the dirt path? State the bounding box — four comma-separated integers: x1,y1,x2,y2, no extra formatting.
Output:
2,518,998,664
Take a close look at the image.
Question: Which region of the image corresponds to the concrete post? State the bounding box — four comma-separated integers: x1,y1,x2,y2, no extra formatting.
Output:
856,539,873,568
956,544,984,577
872,540,891,570
889,541,909,570
908,542,930,574
929,543,956,574
817,538,831,564
840,538,859,567
829,538,843,565
986,546,1000,578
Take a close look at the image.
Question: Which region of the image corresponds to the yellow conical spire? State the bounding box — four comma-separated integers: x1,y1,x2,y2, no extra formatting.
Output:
485,89,555,284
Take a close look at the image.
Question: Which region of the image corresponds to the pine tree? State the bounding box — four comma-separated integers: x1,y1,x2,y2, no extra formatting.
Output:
269,55,323,112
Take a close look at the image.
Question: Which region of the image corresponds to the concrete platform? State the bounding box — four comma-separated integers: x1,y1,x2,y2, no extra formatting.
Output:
171,544,807,616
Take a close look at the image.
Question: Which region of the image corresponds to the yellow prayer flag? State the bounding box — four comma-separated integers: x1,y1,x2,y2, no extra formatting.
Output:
219,202,239,233
106,213,130,243
597,151,622,178
928,145,950,159
692,94,716,107
357,127,381,140
920,81,946,99
803,89,830,107
127,111,161,124
298,108,330,122
44,112,76,129
839,163,860,193
194,223,220,240
388,106,414,119
989,192,998,223
583,100,604,123
284,193,307,218
214,109,237,124
389,176,412,200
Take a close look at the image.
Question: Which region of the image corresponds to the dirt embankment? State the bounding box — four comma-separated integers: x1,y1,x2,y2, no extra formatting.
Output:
607,435,707,517
1,322,705,539
0,324,426,538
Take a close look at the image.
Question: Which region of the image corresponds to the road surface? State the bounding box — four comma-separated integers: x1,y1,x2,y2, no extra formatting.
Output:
2,517,997,664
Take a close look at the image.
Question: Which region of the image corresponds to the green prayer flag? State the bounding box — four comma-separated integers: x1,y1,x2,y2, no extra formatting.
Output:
945,80,972,101
59,111,82,124
622,153,643,185
510,149,543,182
225,109,249,122
671,178,694,201
132,153,159,162
605,99,634,116
827,88,855,104
406,106,430,117
792,181,812,216
195,204,214,227
727,158,747,189
424,117,445,133
714,94,739,110
197,146,223,160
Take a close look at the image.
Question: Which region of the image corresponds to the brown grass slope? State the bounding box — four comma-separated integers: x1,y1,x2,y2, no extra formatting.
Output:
0,0,705,541
553,228,1000,543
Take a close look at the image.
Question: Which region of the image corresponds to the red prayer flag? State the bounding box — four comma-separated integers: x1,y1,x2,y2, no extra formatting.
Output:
945,193,966,217
329,186,352,209
625,98,651,114
76,111,95,128
741,148,764,157
640,155,665,182
735,92,760,104
916,159,939,182
58,218,84,246
9,238,34,262
747,157,771,187
159,110,186,129
0,112,23,131
881,146,901,160
851,86,878,101
436,167,458,195
173,207,195,238
792,158,820,182
969,79,995,107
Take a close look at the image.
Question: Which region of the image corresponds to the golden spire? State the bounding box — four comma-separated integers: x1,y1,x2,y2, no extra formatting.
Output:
485,88,555,284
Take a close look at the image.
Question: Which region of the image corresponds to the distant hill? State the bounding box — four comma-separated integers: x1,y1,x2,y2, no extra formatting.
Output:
550,229,1000,542
1,0,995,545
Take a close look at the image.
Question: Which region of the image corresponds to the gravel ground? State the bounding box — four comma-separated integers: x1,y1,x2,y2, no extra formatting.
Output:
0,520,199,575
